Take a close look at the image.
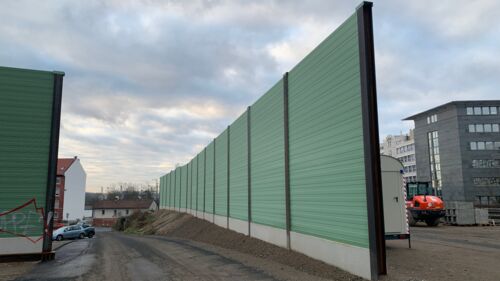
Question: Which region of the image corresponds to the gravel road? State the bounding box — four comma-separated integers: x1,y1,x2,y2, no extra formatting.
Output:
12,231,332,281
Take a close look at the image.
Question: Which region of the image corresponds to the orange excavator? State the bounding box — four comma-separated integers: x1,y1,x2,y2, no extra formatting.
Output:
405,182,445,226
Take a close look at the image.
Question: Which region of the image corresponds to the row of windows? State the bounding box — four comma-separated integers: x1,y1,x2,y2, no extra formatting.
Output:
426,114,438,124
472,177,500,186
466,106,498,115
472,159,500,168
428,131,442,189
404,176,417,183
475,196,500,207
468,124,500,133
398,154,416,163
404,165,416,173
470,141,500,150
397,144,414,154
101,209,131,216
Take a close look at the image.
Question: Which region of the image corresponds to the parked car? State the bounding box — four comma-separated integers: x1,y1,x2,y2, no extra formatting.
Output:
79,223,95,238
52,225,86,241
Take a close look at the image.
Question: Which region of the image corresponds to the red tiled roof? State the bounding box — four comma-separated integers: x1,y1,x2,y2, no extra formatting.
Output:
57,158,76,176
93,199,154,210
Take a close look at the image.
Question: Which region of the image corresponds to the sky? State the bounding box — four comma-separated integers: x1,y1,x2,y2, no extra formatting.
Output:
1,0,499,192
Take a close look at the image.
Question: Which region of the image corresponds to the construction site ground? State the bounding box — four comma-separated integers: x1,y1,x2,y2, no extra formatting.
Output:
1,211,499,281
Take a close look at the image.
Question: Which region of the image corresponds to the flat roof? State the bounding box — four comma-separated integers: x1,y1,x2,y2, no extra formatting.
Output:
403,100,500,120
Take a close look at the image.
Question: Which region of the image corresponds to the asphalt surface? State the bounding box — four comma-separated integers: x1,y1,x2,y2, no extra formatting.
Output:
14,231,281,281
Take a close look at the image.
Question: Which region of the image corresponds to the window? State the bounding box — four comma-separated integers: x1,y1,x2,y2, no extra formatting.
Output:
474,107,482,115
467,107,473,115
54,212,58,219
476,124,484,132
484,124,492,132
428,131,442,192
486,142,494,150
427,114,438,124
478,142,485,150
126,209,129,215
482,106,490,115
492,107,498,115
101,210,105,215
470,142,477,150
114,210,117,216
493,124,499,132
469,124,475,132
54,199,59,209
56,177,61,184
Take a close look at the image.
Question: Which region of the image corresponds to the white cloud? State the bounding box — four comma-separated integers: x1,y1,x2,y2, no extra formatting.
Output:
1,0,499,191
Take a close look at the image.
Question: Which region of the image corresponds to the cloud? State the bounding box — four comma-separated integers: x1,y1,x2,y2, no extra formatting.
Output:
1,1,499,191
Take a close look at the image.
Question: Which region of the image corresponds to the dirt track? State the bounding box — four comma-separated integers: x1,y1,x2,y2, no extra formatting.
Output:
10,231,345,281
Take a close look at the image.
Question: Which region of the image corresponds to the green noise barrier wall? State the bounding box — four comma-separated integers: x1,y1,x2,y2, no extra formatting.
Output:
159,3,384,280
0,66,64,258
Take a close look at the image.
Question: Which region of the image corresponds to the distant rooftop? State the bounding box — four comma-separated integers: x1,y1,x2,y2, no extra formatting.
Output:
93,199,154,210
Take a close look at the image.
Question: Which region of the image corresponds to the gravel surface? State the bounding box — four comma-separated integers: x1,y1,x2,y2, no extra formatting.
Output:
137,210,362,281
382,225,500,281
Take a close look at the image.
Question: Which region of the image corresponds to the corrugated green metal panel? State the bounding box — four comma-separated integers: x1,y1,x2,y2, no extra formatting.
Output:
186,161,191,210
190,158,196,210
159,176,164,208
215,129,228,216
205,142,215,214
288,14,369,248
0,67,55,238
174,168,179,208
197,152,205,211
250,80,286,229
192,155,198,210
181,165,187,208
229,112,248,220
166,173,170,207
164,175,168,208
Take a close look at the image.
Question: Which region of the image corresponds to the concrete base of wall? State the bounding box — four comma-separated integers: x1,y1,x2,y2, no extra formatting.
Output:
228,217,249,235
250,223,287,248
195,211,203,219
203,212,214,223
180,208,186,213
290,231,371,280
214,214,227,228
0,237,43,255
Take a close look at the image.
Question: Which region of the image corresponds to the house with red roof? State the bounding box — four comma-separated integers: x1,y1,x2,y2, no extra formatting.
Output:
55,156,87,223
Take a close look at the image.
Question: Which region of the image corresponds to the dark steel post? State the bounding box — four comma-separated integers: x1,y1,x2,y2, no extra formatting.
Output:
227,126,230,228
247,107,252,236
42,73,64,257
283,72,291,250
357,1,386,279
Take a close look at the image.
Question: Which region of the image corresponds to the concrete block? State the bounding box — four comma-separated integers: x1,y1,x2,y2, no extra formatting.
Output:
474,208,489,224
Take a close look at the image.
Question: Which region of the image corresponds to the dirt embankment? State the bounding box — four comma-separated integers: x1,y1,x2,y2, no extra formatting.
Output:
119,210,362,281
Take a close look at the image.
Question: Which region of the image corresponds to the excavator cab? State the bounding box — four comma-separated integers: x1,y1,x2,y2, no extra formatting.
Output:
405,182,445,226
406,182,435,200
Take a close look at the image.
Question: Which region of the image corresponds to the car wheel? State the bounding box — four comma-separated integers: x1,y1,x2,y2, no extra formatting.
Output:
87,232,94,238
56,235,63,241
79,233,85,239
